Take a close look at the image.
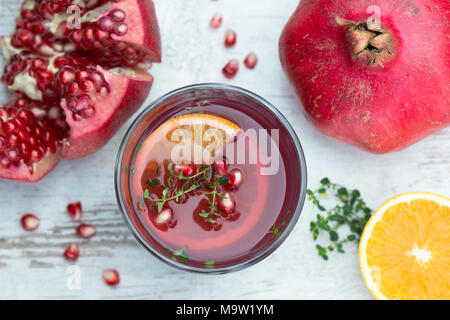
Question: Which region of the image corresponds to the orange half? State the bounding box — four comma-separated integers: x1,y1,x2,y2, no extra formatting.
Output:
359,192,450,300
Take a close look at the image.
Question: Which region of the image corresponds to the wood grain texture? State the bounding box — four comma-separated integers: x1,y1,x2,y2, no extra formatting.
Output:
0,0,448,300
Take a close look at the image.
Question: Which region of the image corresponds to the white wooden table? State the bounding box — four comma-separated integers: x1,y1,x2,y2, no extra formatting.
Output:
0,0,448,300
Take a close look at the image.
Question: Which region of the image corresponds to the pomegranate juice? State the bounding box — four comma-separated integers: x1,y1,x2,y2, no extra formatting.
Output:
123,94,303,269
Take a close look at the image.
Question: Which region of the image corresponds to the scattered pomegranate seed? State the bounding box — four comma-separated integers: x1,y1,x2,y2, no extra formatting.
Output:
244,52,258,69
224,29,237,47
222,59,239,79
63,243,80,261
174,164,197,177
67,202,82,222
103,269,120,287
21,213,40,231
76,224,96,239
219,192,235,214
226,168,243,190
155,208,173,225
213,157,229,175
210,13,222,29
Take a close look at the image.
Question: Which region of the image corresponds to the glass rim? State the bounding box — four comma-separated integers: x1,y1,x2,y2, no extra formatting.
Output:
114,83,308,274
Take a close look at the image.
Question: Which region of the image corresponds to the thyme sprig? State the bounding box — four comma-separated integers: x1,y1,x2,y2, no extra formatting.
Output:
143,162,227,221
200,179,229,223
308,178,372,260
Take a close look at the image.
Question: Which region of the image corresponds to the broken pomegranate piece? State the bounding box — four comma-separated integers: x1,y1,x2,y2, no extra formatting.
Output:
0,0,161,182
21,213,40,231
0,96,66,182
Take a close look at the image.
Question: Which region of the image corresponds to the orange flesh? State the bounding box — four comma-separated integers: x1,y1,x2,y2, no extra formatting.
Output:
365,199,450,299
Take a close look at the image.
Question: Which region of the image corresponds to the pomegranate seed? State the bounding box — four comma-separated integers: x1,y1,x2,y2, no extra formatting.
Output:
37,70,53,85
82,28,94,41
75,70,89,81
67,202,82,222
76,224,96,239
21,9,33,19
222,59,239,79
114,24,128,36
110,9,126,22
213,157,229,175
59,69,75,83
67,82,81,94
210,13,222,29
31,148,43,161
20,142,31,154
7,133,20,145
226,168,243,190
7,148,20,162
94,29,110,41
99,16,114,31
63,243,80,261
103,269,120,287
80,80,95,92
69,30,82,43
72,113,83,121
155,208,173,225
15,30,32,46
219,192,235,214
3,121,18,133
99,86,109,97
21,213,40,231
32,58,47,70
123,47,136,58
244,52,258,69
174,164,196,177
224,29,237,47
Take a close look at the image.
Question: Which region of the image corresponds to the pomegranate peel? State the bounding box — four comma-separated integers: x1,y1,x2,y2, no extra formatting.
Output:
109,0,161,63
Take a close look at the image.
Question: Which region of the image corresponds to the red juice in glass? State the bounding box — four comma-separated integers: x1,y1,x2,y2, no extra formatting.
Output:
116,84,306,272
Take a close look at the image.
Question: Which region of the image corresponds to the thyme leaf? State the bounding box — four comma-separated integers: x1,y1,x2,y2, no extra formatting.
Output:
308,178,372,260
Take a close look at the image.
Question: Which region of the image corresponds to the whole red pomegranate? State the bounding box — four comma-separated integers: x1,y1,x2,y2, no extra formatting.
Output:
0,0,161,182
279,0,449,153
